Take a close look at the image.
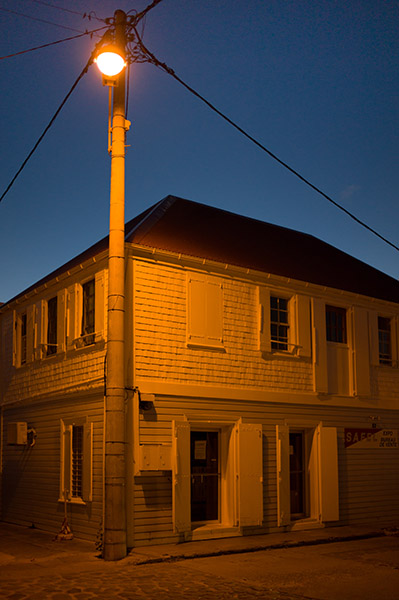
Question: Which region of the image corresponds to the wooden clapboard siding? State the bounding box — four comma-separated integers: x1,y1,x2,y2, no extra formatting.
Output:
1,395,103,541
131,394,399,546
133,260,313,393
1,266,108,407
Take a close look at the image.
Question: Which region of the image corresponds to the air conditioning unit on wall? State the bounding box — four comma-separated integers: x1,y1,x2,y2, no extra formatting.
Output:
7,422,28,445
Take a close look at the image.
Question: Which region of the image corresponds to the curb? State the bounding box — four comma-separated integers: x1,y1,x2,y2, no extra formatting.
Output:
131,530,388,565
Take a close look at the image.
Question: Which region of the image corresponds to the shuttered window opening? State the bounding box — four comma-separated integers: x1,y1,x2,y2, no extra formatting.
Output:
187,274,223,348
60,419,93,503
46,296,58,356
72,425,83,498
20,312,27,365
378,317,392,365
82,279,95,345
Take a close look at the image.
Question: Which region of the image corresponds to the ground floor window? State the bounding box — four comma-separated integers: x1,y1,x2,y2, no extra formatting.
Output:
60,419,93,503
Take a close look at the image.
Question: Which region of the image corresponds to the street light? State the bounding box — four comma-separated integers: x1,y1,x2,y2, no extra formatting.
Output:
96,10,128,562
95,45,126,78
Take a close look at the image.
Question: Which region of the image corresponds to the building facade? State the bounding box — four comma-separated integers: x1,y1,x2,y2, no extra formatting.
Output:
1,196,398,547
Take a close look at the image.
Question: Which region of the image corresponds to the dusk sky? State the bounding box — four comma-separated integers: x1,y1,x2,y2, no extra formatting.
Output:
1,0,398,303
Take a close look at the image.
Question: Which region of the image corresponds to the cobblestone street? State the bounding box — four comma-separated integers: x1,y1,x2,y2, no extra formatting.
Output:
1,523,398,600
0,560,283,600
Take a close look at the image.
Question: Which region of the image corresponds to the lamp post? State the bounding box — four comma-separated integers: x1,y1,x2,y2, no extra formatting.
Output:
95,9,128,561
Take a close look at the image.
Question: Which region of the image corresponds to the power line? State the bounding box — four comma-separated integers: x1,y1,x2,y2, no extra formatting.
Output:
0,6,86,33
26,0,104,22
0,40,105,204
132,27,399,253
0,28,107,60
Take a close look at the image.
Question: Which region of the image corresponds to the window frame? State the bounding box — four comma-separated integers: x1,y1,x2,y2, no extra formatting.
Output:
270,295,290,352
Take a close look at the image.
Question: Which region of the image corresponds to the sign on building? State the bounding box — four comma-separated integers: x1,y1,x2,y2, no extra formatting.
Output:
344,428,398,449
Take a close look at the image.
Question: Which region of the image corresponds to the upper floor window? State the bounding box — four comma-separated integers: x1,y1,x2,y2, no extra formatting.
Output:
378,316,392,365
47,296,58,356
326,305,347,343
187,274,223,348
270,296,289,351
81,279,95,345
20,312,27,365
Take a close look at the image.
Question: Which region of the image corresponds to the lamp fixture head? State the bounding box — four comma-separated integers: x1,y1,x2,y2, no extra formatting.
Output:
94,44,126,77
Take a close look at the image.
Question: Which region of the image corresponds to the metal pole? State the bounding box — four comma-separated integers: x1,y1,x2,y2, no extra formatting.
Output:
104,9,128,561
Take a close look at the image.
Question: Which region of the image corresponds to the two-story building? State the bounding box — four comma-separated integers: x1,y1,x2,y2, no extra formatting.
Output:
1,195,398,549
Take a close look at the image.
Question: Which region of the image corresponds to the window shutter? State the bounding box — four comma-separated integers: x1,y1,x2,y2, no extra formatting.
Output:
187,275,223,347
276,425,290,526
207,280,223,343
258,286,271,353
188,276,206,344
296,295,311,357
67,284,78,348
172,420,191,534
368,311,379,366
237,423,263,527
392,316,399,366
94,271,104,341
57,290,67,353
318,426,339,522
352,307,371,396
34,301,45,360
82,422,93,502
311,298,328,393
61,421,72,501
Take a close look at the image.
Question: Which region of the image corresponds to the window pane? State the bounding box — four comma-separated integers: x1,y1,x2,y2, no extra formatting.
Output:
270,296,289,351
82,280,95,345
326,306,347,343
20,313,27,364
378,316,392,365
47,296,57,356
72,425,83,498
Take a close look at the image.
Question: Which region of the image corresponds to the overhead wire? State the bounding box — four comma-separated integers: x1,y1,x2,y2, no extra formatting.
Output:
26,0,104,22
0,0,162,204
0,28,108,60
1,0,396,253
0,36,108,204
0,6,86,33
131,26,399,253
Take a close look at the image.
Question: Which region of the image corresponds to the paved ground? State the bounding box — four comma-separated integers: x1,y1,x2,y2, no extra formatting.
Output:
0,522,398,599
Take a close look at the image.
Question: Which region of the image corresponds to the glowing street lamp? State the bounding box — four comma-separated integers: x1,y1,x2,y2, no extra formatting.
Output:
95,45,126,78
96,10,129,562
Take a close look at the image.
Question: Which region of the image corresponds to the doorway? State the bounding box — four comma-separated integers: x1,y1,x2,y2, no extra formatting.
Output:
190,431,220,523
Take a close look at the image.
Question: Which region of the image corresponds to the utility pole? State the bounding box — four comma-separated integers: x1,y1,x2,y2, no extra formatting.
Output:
103,9,128,561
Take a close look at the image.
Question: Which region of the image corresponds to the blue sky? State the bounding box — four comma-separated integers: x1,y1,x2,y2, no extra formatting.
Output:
0,0,398,303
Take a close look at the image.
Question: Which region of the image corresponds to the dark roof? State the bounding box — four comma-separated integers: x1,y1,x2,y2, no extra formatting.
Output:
126,196,399,304
3,195,399,306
